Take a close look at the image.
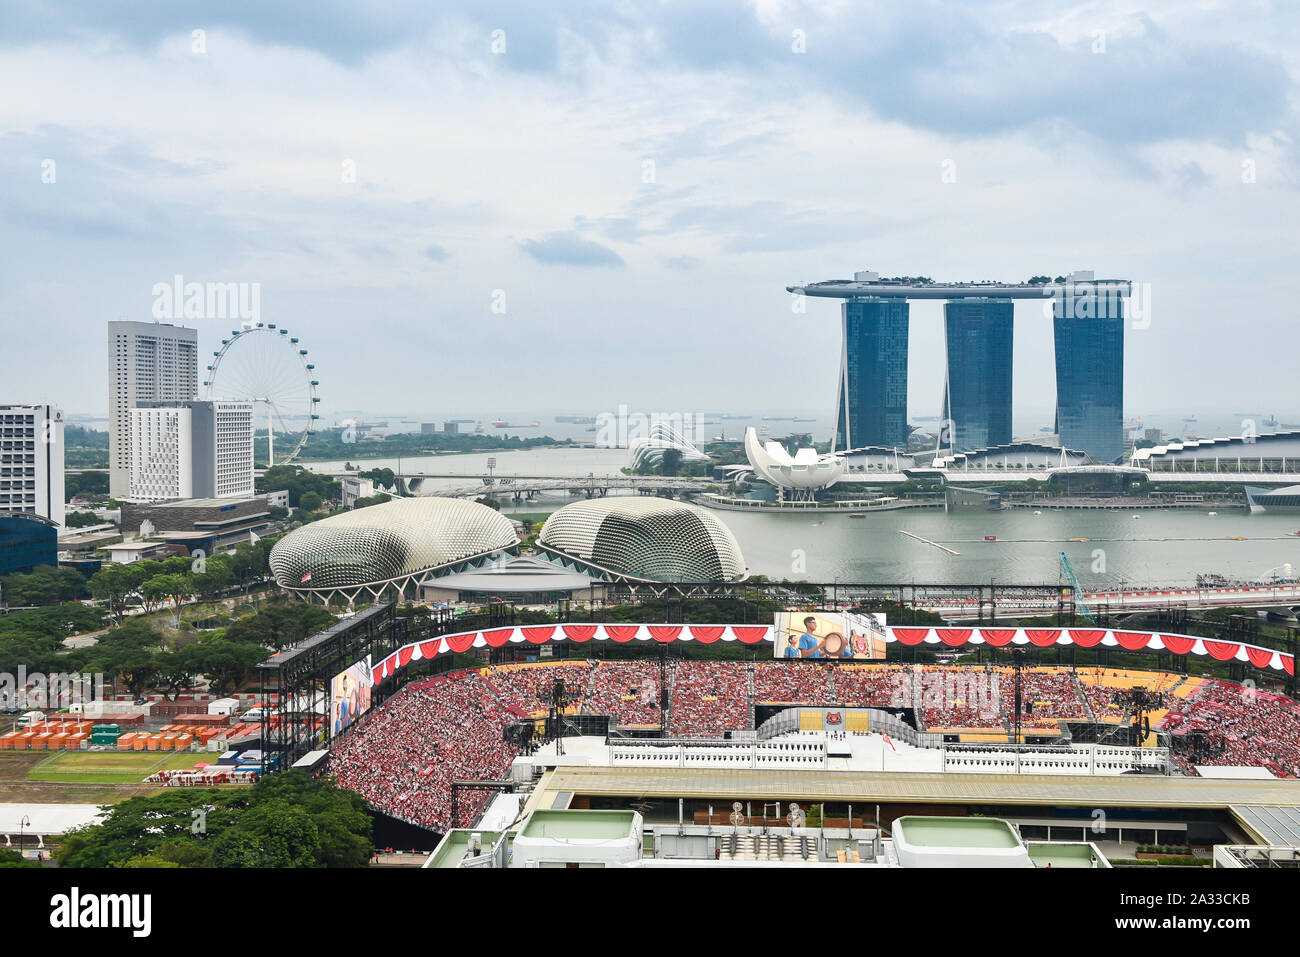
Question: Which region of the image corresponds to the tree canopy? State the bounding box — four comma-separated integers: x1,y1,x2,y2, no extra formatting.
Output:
56,771,373,868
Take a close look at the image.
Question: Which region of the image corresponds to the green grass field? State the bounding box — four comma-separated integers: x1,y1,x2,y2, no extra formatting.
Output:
26,750,210,785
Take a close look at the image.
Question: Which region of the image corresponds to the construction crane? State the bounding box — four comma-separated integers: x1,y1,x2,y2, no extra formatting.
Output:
1059,552,1096,624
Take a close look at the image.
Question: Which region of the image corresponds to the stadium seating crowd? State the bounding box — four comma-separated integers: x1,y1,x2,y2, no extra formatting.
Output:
832,665,910,709
752,661,835,705
332,660,1300,831
586,660,664,727
482,661,593,717
997,668,1091,722
1166,680,1300,777
331,672,519,831
668,661,749,736
917,666,1003,729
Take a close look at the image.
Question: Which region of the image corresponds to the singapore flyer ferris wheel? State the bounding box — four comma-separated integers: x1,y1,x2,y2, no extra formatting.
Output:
203,322,320,466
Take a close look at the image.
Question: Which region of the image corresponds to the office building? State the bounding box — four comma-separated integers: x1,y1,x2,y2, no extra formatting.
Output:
129,399,254,502
1053,287,1124,464
833,298,910,451
942,299,1012,452
0,403,65,525
789,272,1130,464
0,514,58,575
108,321,199,497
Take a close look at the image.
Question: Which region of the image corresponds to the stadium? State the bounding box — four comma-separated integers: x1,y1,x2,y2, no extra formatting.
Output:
256,597,1300,870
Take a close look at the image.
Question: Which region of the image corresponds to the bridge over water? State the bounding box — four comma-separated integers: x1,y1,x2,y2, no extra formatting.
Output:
396,474,709,502
927,583,1300,620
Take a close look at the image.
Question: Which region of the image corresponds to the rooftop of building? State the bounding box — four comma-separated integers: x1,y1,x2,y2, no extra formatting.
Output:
120,497,262,509
789,272,1131,300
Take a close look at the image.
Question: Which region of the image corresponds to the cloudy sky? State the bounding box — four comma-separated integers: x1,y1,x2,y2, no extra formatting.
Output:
2,0,1297,430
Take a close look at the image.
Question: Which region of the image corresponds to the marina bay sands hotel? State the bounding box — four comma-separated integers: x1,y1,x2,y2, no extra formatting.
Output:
787,271,1131,464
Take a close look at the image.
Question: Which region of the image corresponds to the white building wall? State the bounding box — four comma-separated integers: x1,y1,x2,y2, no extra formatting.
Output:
0,404,65,525
129,406,193,502
211,400,254,498
107,321,198,497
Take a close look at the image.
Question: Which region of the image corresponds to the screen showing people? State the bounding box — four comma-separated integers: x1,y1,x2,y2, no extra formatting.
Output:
331,657,372,735
774,611,886,660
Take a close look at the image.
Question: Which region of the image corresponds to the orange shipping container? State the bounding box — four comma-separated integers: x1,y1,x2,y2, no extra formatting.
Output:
133,736,147,751
65,734,86,750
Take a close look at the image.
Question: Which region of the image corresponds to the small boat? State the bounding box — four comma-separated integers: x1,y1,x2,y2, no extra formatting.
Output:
848,513,866,519
984,535,996,542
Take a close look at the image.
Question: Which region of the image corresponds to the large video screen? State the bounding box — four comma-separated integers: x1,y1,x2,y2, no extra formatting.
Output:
330,656,373,735
773,611,886,660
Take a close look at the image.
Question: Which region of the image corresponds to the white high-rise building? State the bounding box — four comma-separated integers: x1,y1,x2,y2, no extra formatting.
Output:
0,403,65,526
108,321,199,497
129,400,254,503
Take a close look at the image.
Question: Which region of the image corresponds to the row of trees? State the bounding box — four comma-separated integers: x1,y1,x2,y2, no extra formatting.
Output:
89,539,276,624
257,465,340,508
0,565,91,605
1,597,336,699
65,469,109,499
57,770,372,868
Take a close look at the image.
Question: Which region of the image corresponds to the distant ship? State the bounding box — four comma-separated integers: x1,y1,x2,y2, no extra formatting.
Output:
492,420,540,428
719,414,751,420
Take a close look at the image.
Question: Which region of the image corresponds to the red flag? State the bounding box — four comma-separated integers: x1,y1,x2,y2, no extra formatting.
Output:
300,572,312,583
883,733,896,752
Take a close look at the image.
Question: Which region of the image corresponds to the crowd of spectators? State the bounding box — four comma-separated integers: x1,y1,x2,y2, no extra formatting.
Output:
996,668,1090,723
833,665,911,709
917,666,1003,729
482,661,593,717
1077,671,1174,723
331,671,519,832
585,660,664,727
753,661,835,705
334,662,1300,831
1168,679,1300,777
668,661,749,736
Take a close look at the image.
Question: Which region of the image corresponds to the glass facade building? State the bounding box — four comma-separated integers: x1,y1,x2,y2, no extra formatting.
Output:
834,298,909,450
0,515,57,576
943,299,1013,452
1053,290,1124,463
